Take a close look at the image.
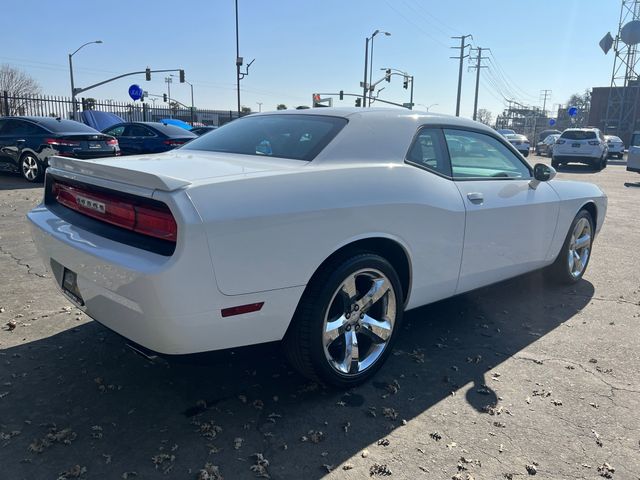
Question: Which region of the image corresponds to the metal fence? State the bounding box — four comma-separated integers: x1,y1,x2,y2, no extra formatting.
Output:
0,91,241,127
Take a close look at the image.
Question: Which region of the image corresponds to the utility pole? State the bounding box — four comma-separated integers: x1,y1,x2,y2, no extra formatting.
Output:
165,76,173,118
235,0,241,115
450,34,472,117
540,89,552,116
362,36,369,108
470,46,489,121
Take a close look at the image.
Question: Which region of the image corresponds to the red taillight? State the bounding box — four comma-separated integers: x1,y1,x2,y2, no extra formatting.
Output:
106,138,118,146
45,138,80,147
163,139,185,147
51,181,177,242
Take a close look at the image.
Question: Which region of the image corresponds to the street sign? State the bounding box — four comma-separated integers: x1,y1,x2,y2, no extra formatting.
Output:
549,119,556,126
568,106,578,117
128,84,143,101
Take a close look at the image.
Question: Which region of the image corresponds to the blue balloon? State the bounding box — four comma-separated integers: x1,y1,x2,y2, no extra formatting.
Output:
568,106,578,117
128,84,143,101
549,119,556,126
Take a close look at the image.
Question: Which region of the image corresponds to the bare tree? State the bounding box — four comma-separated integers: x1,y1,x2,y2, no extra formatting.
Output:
241,106,252,114
565,90,591,126
0,64,41,115
476,108,493,126
276,104,287,110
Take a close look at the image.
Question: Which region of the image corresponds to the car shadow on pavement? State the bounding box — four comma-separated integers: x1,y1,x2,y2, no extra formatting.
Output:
0,173,43,191
0,272,594,479
555,164,600,174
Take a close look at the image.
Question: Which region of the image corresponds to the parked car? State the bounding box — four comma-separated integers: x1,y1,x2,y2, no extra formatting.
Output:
496,128,516,136
627,130,640,174
504,133,530,157
29,109,607,387
537,129,562,143
552,127,608,170
604,135,624,159
102,122,196,156
191,126,218,136
535,134,560,157
0,116,119,182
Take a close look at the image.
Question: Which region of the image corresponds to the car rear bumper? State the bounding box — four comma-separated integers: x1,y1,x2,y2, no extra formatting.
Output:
553,154,600,164
27,204,302,354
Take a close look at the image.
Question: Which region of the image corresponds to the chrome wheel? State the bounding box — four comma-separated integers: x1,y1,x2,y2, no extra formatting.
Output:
322,268,396,376
21,155,39,181
568,217,591,278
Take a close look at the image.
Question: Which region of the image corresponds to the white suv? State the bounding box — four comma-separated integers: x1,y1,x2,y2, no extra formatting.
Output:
627,131,640,175
552,128,608,171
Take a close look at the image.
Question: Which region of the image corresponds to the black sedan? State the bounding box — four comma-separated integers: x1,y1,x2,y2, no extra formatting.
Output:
102,122,197,156
0,116,119,182
535,134,560,157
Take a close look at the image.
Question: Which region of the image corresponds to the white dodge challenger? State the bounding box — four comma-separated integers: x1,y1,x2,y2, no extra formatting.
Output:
28,108,607,387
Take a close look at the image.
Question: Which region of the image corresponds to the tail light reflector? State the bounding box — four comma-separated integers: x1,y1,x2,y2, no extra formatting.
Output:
51,181,177,242
221,302,264,318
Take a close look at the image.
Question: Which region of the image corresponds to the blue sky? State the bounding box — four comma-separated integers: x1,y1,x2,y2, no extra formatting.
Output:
0,0,621,118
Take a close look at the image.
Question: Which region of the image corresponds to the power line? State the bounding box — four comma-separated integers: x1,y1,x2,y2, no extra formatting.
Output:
383,0,449,48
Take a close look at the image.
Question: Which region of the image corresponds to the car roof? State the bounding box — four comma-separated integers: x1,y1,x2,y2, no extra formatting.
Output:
563,127,599,131
251,107,496,132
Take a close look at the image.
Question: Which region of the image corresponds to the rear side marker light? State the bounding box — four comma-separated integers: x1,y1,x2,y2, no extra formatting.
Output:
221,302,264,318
163,140,186,147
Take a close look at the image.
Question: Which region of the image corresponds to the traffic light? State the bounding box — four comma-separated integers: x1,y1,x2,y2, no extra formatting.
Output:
385,69,391,82
339,90,344,100
145,67,151,81
403,75,409,89
163,93,168,102
312,93,321,107
179,69,185,83
355,97,362,107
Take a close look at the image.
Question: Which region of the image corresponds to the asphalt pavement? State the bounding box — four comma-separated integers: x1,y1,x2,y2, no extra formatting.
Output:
0,157,639,479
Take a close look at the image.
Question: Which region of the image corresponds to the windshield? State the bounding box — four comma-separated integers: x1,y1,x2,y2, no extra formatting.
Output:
561,130,597,140
182,114,347,161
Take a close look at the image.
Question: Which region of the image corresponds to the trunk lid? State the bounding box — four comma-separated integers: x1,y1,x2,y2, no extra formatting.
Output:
49,150,308,191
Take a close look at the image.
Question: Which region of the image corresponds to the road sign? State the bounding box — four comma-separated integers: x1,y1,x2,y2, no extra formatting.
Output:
568,106,578,117
128,84,143,101
549,119,556,126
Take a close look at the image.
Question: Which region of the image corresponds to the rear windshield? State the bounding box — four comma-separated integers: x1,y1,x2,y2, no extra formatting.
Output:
35,118,100,133
182,114,348,161
561,130,596,140
606,136,622,142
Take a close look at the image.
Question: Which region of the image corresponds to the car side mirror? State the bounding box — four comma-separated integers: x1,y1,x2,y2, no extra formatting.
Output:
529,163,556,189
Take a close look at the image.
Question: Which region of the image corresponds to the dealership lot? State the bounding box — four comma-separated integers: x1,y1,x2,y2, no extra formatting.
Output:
0,159,639,479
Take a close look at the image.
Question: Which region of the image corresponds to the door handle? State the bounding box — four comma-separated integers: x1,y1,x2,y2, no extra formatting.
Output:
467,192,484,204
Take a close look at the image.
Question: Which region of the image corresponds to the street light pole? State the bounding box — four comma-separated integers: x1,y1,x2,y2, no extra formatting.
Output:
235,0,241,116
165,76,173,118
367,30,391,107
362,37,369,108
256,102,262,112
68,40,102,120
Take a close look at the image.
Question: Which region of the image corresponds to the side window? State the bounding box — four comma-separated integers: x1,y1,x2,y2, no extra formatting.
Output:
105,126,125,137
1,120,30,136
406,128,451,177
128,125,155,137
444,129,531,180
631,133,640,147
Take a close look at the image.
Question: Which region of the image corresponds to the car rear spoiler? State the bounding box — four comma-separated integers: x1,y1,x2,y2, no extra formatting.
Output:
49,156,191,192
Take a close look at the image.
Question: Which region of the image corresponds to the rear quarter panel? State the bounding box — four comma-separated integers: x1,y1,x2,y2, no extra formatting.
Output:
186,163,466,310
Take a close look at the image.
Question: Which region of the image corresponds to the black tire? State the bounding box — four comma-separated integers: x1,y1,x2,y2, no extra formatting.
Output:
545,210,594,285
618,153,623,159
20,153,43,183
283,252,404,388
551,158,560,169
